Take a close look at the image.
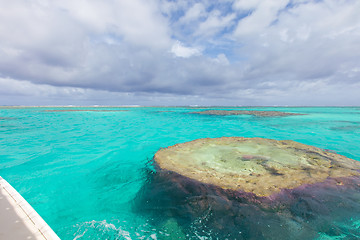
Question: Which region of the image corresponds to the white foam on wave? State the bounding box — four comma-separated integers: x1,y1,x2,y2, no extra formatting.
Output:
73,219,158,240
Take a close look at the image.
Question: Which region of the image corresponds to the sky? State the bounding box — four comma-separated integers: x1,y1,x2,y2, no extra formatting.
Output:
0,0,359,106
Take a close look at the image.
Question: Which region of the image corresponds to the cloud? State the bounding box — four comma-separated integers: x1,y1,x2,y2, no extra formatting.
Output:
212,54,230,65
234,0,290,37
178,2,206,24
233,0,360,85
196,10,236,37
0,0,359,106
171,41,201,58
233,0,263,11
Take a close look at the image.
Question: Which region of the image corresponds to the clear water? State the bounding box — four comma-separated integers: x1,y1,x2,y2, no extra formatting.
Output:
0,107,359,239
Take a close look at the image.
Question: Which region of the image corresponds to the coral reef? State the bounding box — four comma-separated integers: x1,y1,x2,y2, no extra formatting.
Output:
137,138,360,239
191,110,304,116
154,137,360,196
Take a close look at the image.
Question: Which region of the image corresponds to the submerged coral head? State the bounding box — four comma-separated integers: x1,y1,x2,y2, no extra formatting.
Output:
154,137,360,197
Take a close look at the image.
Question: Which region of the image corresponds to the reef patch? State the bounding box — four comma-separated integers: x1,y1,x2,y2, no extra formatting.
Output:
136,138,360,239
191,110,305,117
154,137,360,197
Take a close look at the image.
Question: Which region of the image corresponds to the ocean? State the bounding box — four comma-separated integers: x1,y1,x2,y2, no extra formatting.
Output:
0,106,359,239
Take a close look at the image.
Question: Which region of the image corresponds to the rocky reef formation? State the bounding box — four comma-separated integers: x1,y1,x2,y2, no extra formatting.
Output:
136,138,360,239
191,110,304,116
155,137,360,197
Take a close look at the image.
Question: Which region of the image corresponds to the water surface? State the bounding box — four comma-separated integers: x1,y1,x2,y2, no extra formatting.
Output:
0,107,359,239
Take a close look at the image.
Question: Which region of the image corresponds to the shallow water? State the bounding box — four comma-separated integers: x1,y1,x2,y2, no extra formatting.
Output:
0,107,359,239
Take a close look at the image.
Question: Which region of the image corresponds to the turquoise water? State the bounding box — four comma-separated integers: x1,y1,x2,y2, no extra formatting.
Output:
0,107,359,239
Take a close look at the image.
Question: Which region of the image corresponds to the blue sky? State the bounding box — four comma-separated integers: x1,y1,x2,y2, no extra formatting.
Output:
0,0,359,106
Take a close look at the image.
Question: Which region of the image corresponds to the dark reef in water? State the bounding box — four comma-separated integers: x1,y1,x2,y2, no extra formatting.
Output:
331,125,360,132
190,110,305,117
135,137,360,239
0,117,15,120
136,168,360,239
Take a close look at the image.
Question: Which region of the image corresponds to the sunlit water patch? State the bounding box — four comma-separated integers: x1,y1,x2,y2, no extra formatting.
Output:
0,107,360,239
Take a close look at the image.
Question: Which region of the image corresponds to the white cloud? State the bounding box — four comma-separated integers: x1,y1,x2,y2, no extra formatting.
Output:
212,54,229,65
160,0,189,16
178,2,206,24
170,41,201,58
233,0,263,11
233,0,360,84
0,0,171,54
196,10,236,37
57,0,171,49
234,0,289,36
